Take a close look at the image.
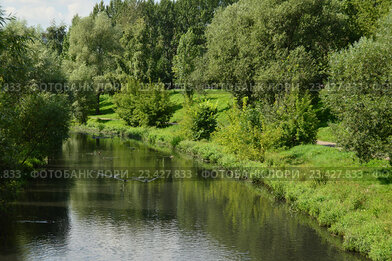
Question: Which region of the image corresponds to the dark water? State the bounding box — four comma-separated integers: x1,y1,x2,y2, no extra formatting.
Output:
0,133,363,261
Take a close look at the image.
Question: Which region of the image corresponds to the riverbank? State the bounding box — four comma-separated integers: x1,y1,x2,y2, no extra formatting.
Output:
73,90,392,261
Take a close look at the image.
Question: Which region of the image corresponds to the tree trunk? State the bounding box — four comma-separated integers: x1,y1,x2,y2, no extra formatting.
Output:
96,92,100,115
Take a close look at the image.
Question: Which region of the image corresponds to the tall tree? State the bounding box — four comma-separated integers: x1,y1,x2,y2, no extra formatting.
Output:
0,9,71,168
322,10,392,163
172,28,204,95
203,0,353,102
65,13,121,117
44,22,67,55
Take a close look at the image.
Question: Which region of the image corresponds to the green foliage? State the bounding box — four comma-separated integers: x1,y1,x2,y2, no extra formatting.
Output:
182,99,218,140
118,0,176,83
66,64,97,124
204,0,352,101
64,13,121,116
261,91,319,149
115,0,237,84
172,28,204,95
214,92,318,160
213,98,265,161
114,78,174,127
0,13,71,169
255,47,319,103
339,0,392,37
44,22,67,55
0,92,71,167
0,20,35,86
323,12,392,162
17,93,71,163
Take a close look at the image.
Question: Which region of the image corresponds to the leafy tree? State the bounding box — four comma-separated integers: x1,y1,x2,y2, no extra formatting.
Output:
213,98,265,161
118,0,176,84
93,0,128,24
65,13,121,116
255,47,318,104
0,7,71,170
339,0,392,37
174,0,237,36
0,20,34,87
0,20,66,96
172,28,204,96
322,11,392,162
30,33,66,88
44,22,67,55
204,0,352,102
116,0,237,85
16,93,71,165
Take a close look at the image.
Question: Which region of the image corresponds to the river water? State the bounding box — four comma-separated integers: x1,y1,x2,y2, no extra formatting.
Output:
0,133,364,261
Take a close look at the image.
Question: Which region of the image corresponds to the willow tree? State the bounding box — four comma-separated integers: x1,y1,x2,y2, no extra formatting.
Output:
65,13,121,119
323,11,392,163
0,8,71,169
203,0,353,102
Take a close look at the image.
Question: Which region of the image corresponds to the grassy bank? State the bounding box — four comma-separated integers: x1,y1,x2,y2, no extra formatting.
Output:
74,90,392,261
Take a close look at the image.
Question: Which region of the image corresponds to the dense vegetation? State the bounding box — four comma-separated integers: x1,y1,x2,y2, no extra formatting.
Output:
0,0,392,259
0,13,71,208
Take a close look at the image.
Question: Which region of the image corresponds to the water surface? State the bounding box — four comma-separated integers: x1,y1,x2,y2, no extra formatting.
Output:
0,133,364,261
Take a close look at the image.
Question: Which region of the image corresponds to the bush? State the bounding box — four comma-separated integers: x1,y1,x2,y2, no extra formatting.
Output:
182,98,218,140
213,98,264,161
114,77,175,127
261,91,319,149
214,92,318,160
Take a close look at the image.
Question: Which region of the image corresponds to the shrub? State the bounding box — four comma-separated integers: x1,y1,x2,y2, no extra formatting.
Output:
213,98,265,161
182,98,218,140
114,77,175,127
261,91,319,149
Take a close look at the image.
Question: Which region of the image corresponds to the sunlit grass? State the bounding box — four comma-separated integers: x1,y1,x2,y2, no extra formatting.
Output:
317,126,337,143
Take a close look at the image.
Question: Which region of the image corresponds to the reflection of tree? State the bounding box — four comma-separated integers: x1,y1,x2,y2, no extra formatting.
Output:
69,177,361,261
175,180,363,261
1,133,361,260
0,180,72,256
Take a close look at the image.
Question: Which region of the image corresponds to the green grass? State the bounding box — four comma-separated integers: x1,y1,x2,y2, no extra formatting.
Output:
75,90,392,261
90,90,233,126
265,145,388,168
317,126,338,143
168,90,233,125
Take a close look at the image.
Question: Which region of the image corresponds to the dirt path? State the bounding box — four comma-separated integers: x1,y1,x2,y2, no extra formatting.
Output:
317,140,337,147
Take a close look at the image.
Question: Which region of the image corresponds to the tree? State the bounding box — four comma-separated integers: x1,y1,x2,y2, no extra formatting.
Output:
182,99,218,140
0,8,71,168
65,13,121,117
0,20,34,87
338,0,392,37
44,22,67,55
204,0,352,102
119,0,176,84
17,93,71,165
322,11,392,162
174,0,237,36
172,28,204,95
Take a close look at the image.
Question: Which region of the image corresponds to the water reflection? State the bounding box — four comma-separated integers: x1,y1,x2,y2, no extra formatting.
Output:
0,133,364,260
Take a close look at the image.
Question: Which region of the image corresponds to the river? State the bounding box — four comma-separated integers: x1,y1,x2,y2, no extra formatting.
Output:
0,133,364,260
